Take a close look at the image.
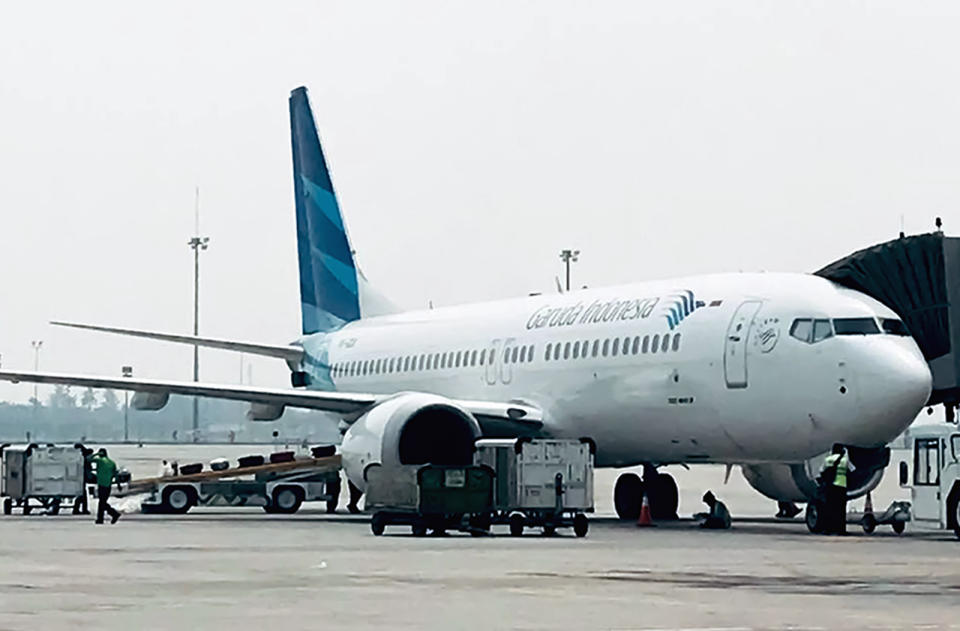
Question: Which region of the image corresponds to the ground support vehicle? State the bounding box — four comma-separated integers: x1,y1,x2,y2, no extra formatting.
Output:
474,438,593,537
366,464,495,536
118,454,342,514
1,444,86,516
898,424,960,539
855,500,911,535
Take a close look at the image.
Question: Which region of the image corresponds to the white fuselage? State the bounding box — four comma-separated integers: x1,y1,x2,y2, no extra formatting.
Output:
305,273,931,467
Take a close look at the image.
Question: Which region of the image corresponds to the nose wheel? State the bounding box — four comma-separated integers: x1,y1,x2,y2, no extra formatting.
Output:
614,469,679,520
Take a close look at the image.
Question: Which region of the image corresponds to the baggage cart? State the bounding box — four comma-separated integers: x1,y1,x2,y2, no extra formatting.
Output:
474,437,593,537
1,444,86,515
366,463,495,536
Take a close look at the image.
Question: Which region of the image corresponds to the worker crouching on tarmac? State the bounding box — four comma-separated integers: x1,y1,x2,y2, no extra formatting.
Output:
820,444,853,535
696,491,731,529
90,448,121,525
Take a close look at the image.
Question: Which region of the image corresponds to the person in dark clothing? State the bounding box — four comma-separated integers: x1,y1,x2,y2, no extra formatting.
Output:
820,444,852,535
90,448,121,524
73,445,94,515
698,491,732,529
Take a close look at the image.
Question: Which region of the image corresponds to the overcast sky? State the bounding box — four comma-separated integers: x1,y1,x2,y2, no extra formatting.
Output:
1,1,959,403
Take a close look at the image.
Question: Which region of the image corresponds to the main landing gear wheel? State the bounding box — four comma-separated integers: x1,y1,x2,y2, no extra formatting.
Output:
649,473,679,520
614,473,643,520
509,513,525,536
573,513,589,537
805,502,825,534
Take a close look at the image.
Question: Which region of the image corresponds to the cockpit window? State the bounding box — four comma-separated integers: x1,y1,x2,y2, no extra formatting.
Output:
952,435,959,462
812,319,833,342
881,318,910,336
833,317,880,335
790,319,813,343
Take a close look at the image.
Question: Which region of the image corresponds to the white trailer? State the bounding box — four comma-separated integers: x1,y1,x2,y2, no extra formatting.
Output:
119,454,342,515
474,437,593,536
1,444,86,515
898,424,960,539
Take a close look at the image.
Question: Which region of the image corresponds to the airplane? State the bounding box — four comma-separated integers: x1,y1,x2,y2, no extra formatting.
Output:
0,86,932,520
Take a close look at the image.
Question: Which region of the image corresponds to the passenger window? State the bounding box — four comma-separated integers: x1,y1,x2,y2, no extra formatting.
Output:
651,334,659,353
611,338,619,356
834,317,880,335
545,343,552,361
528,345,535,361
790,319,813,343
602,339,609,357
503,348,510,364
418,355,425,371
672,333,681,352
519,346,527,363
554,344,562,361
512,346,519,363
572,341,580,359
592,340,599,357
471,350,478,366
661,334,670,353
642,335,649,353
632,336,640,354
881,318,909,336
812,319,833,342
582,341,589,358
564,342,571,359
455,351,462,367
441,354,448,369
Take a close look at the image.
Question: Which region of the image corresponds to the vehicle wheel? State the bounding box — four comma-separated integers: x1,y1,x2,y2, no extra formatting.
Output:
892,521,906,535
509,513,525,537
650,473,679,520
468,514,490,536
49,499,61,516
805,502,824,533
162,486,196,514
326,498,338,514
861,513,877,534
2,497,12,515
412,523,427,537
542,523,556,537
272,487,304,514
614,472,643,520
573,513,589,538
23,504,32,515
370,512,386,536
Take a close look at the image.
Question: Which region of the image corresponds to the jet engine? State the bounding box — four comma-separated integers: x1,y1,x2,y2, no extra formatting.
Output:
741,446,890,502
339,392,482,490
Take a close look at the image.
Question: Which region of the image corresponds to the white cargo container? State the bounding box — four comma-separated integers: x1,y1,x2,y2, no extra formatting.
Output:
2,444,86,515
474,437,593,536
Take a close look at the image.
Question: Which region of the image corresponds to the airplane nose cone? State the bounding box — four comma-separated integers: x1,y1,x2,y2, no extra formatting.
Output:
848,341,931,446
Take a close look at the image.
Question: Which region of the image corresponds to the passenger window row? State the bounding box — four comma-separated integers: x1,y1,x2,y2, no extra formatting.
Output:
544,333,681,361
332,345,534,379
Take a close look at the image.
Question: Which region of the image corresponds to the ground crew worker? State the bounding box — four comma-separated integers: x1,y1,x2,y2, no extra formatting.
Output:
820,444,853,535
73,445,94,515
90,448,121,524
698,491,732,529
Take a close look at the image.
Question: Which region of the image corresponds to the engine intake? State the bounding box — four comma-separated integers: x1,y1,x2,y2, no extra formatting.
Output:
339,392,482,489
742,446,890,502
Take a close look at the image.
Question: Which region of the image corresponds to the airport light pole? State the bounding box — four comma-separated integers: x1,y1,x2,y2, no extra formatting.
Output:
559,249,580,291
188,187,209,443
122,365,133,443
30,340,42,406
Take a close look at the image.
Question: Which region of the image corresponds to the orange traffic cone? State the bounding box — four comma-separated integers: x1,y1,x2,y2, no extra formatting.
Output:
636,492,654,527
863,491,874,517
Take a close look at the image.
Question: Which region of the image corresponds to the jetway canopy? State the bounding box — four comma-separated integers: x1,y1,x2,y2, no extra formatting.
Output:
816,232,960,407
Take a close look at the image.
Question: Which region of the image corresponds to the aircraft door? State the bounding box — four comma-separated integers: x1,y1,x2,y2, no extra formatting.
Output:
484,339,502,386
724,300,762,389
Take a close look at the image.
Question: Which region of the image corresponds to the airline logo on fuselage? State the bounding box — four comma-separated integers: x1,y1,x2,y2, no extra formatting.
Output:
526,296,661,330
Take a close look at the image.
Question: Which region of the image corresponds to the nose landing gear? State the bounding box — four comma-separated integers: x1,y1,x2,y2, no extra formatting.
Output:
614,466,679,520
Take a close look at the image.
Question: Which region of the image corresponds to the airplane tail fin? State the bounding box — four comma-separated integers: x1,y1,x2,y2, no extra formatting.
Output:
289,87,364,335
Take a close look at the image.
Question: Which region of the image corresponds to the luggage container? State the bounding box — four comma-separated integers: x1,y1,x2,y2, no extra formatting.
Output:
1,444,86,515
474,437,593,536
366,463,495,536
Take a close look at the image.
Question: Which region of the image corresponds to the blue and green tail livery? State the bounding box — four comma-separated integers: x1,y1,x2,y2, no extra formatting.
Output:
290,86,360,335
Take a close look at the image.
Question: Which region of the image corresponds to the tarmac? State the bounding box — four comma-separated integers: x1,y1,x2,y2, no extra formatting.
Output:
0,445,957,631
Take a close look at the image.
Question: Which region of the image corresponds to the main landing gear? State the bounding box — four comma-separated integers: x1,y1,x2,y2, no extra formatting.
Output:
614,465,679,521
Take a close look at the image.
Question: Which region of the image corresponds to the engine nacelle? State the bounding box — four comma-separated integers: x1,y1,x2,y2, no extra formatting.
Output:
742,446,890,502
248,402,285,422
131,390,169,411
340,392,482,491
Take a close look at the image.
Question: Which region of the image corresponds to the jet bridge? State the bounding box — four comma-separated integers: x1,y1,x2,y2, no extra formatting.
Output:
816,232,960,417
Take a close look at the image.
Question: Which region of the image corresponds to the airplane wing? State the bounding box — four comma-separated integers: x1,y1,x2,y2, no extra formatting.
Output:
0,370,543,429
50,321,303,363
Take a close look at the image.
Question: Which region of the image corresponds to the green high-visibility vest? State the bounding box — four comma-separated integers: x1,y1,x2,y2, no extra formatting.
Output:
823,453,849,488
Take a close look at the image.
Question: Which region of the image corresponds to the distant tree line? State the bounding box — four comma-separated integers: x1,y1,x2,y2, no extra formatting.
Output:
0,387,341,444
